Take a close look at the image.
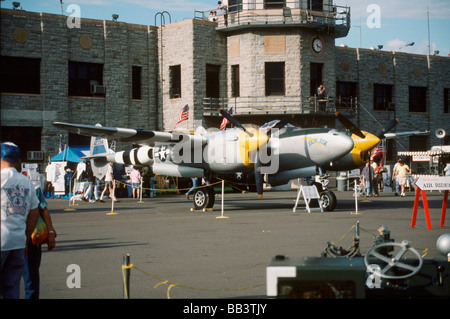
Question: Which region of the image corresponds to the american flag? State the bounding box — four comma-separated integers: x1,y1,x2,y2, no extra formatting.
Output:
370,140,386,161
110,140,116,152
174,104,189,129
219,107,233,130
58,135,63,153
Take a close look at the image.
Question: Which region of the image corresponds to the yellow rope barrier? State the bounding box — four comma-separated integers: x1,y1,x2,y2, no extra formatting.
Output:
121,264,265,299
114,179,223,192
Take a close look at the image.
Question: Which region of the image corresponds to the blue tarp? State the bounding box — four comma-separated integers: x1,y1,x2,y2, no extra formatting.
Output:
50,146,89,163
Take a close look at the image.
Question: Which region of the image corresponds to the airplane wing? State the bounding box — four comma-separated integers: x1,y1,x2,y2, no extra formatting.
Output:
53,122,206,146
384,131,430,139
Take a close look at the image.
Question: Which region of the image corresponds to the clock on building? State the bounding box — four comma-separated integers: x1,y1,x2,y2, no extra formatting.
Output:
312,38,323,53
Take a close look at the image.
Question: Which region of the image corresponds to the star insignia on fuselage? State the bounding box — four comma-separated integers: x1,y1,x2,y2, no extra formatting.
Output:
155,146,171,162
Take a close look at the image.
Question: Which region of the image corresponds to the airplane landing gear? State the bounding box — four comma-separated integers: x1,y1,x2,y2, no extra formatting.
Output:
311,177,337,211
320,190,337,212
192,187,215,211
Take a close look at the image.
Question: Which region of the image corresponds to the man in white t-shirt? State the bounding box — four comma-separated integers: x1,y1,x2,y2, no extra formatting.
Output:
393,159,410,197
1,142,40,299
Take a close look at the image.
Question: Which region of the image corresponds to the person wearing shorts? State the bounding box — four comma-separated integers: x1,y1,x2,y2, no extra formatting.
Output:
130,166,141,199
393,160,410,197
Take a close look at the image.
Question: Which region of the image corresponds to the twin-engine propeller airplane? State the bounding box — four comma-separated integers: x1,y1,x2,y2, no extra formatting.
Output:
53,110,428,211
53,112,355,211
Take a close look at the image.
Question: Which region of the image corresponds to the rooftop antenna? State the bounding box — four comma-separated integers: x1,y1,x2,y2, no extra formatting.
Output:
427,5,431,56
60,0,63,15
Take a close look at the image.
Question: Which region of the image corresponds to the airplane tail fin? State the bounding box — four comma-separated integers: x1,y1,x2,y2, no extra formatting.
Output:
88,124,111,180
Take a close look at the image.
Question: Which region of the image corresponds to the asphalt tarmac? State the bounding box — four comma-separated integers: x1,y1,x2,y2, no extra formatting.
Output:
30,187,449,300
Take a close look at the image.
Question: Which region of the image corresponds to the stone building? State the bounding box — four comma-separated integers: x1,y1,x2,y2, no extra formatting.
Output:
1,0,449,168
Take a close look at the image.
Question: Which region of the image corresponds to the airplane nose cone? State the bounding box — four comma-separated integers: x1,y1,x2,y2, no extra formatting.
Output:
357,132,380,152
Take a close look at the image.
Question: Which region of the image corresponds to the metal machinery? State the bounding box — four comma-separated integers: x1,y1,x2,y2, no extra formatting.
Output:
267,223,450,299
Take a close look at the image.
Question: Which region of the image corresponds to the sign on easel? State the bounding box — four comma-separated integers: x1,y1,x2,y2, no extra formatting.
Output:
411,176,449,229
293,185,323,213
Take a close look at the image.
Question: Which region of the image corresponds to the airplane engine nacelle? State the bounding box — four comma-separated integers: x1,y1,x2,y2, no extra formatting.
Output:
106,146,154,166
153,163,204,178
268,166,317,186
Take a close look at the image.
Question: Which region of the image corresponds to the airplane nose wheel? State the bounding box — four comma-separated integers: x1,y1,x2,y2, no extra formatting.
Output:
320,191,337,211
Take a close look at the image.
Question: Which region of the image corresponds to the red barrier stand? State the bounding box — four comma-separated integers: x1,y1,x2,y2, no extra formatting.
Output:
411,187,433,229
411,176,449,229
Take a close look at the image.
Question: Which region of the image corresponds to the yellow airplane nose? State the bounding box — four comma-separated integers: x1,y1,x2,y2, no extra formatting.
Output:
350,132,380,167
356,132,380,152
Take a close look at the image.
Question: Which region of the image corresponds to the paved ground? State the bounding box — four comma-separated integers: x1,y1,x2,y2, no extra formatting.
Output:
28,187,448,300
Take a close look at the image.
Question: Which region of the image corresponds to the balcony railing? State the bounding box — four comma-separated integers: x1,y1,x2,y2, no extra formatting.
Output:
202,95,357,116
194,1,350,37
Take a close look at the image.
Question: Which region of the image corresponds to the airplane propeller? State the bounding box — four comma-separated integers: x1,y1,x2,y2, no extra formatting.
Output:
335,112,365,138
218,108,253,137
374,118,399,138
334,112,399,167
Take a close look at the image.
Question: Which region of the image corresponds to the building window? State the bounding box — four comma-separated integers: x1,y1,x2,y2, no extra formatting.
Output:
444,88,449,113
228,0,243,13
169,65,181,99
206,64,220,98
264,0,285,9
1,126,42,161
336,81,357,109
409,86,427,112
132,66,142,100
231,65,240,97
308,0,324,11
265,62,285,96
0,56,40,94
373,84,394,111
69,61,104,97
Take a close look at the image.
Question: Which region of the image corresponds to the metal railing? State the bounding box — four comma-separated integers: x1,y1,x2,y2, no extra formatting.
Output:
202,95,357,115
194,0,350,36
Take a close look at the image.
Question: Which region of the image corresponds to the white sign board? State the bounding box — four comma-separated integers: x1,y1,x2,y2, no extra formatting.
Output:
412,155,431,162
413,176,450,191
293,185,322,213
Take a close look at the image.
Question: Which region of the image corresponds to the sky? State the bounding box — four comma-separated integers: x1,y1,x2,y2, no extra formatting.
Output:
2,0,449,56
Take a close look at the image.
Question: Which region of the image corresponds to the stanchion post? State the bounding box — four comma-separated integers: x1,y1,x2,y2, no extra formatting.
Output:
216,180,229,219
138,179,143,203
351,180,360,214
64,172,76,211
123,254,130,299
107,180,118,215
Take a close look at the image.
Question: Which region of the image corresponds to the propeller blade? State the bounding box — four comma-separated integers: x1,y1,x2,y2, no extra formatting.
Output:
375,118,398,138
218,108,253,137
274,114,295,129
335,112,365,139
